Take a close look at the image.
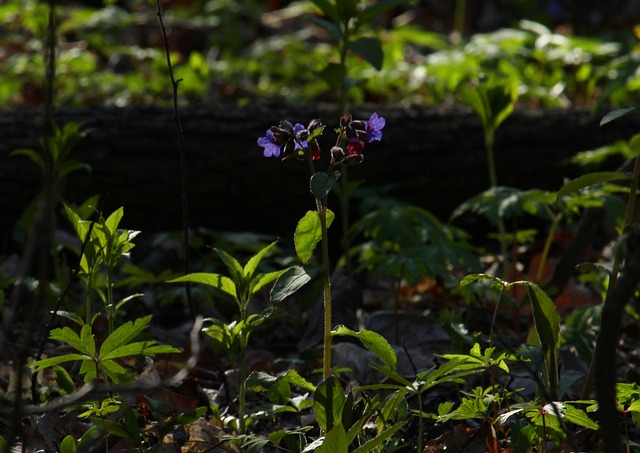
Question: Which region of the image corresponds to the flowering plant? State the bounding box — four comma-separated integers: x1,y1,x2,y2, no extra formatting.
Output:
258,112,385,379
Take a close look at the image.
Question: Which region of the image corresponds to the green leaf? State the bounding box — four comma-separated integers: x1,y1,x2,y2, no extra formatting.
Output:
243,241,278,280
317,62,347,94
11,148,45,171
91,417,131,438
459,273,506,288
460,76,517,133
314,376,346,433
168,272,237,299
564,404,599,430
294,210,335,263
523,283,560,350
351,420,406,453
214,248,244,284
315,424,349,453
332,325,397,370
270,266,312,303
29,354,89,372
309,0,341,25
336,0,358,21
600,107,636,126
347,37,383,70
104,207,124,236
55,310,85,327
249,270,287,297
177,407,208,425
49,326,87,355
557,171,629,200
98,359,129,383
308,16,341,42
99,315,153,357
357,0,408,26
310,172,338,199
100,341,156,361
115,293,143,311
60,435,76,453
77,426,101,451
53,366,76,395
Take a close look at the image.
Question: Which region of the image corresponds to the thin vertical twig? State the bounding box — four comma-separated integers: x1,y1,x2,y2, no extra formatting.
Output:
155,0,194,317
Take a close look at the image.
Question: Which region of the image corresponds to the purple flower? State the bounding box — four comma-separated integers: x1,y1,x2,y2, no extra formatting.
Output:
293,123,307,150
258,129,281,158
365,112,385,142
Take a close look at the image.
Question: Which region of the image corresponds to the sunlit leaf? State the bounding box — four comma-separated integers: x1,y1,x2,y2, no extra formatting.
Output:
332,325,397,370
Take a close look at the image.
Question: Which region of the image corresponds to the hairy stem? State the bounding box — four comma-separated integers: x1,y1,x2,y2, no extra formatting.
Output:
320,203,332,380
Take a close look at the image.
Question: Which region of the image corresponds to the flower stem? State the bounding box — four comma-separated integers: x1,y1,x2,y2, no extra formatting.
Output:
319,203,332,380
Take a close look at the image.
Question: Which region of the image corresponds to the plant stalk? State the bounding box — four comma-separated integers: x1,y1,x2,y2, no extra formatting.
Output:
319,203,332,380
238,306,248,435
485,128,510,280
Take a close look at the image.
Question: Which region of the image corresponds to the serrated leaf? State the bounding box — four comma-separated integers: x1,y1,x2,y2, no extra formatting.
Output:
347,37,383,70
30,354,89,372
600,107,636,126
249,269,287,297
49,326,86,353
168,272,237,299
100,340,157,361
332,325,397,370
459,273,505,287
270,266,312,303
243,241,278,280
557,171,629,200
99,315,152,357
563,404,599,430
214,248,244,284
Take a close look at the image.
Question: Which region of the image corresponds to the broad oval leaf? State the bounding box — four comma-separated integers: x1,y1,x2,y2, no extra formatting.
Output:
310,172,338,199
315,424,349,453
347,37,383,70
331,325,397,370
270,266,313,303
314,376,346,433
294,210,335,264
